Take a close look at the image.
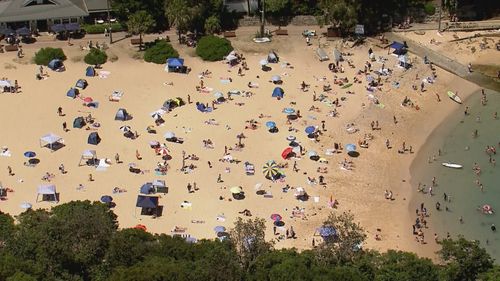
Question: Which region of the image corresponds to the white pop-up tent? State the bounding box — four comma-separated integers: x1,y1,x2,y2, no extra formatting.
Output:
79,149,97,166
36,184,58,203
40,133,64,151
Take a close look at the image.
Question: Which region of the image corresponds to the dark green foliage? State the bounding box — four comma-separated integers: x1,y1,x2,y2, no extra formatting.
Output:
33,47,66,65
0,201,495,281
424,2,436,15
112,0,167,29
195,35,233,61
84,49,108,66
143,40,179,64
82,23,125,34
438,236,494,281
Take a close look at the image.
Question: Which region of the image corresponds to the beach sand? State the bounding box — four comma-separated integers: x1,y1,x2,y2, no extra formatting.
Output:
0,26,482,258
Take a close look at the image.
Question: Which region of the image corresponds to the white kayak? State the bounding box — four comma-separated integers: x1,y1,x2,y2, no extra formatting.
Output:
447,91,462,104
442,162,463,169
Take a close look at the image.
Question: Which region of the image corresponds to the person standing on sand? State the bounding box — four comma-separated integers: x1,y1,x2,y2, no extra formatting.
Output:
62,122,67,132
115,153,120,163
57,107,63,116
7,166,13,176
136,150,141,160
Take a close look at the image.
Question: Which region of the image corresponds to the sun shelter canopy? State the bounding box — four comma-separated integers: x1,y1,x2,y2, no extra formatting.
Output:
82,150,96,158
40,133,63,150
136,195,159,208
390,41,404,50
37,184,58,202
167,58,184,68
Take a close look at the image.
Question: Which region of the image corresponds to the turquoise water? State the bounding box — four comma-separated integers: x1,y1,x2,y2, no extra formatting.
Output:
411,89,500,261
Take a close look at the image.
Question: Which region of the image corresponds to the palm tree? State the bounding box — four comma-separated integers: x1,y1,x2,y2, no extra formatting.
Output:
127,10,155,50
165,0,192,43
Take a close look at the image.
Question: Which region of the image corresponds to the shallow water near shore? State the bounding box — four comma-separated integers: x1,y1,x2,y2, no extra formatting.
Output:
411,89,500,261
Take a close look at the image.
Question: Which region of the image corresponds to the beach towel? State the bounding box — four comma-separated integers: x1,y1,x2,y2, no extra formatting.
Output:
98,71,110,79
200,87,213,93
0,149,11,157
220,79,231,84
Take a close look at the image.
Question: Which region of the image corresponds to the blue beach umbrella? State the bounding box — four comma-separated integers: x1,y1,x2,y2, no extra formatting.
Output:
305,126,316,134
100,195,113,203
214,226,226,233
346,144,356,152
24,151,36,158
266,121,277,128
283,108,295,115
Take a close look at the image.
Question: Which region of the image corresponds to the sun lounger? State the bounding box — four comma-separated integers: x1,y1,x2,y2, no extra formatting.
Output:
276,29,288,36
223,31,236,38
4,45,18,52
130,38,142,45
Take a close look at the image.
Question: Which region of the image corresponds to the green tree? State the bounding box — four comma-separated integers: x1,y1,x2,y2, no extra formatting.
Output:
478,265,500,281
106,228,155,268
315,211,366,265
143,40,179,64
6,272,37,281
109,257,192,281
374,250,439,281
248,249,315,281
229,217,273,271
438,236,494,281
127,10,156,49
0,211,15,244
318,0,358,35
192,240,242,281
84,48,108,66
204,15,221,35
165,0,193,43
265,0,291,25
111,0,167,29
195,35,233,61
33,47,66,65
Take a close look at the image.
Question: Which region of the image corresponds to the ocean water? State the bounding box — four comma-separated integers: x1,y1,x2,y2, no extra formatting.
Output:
410,89,500,261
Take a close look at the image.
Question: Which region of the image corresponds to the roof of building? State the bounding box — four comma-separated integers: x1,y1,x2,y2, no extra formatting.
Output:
85,0,107,12
0,0,88,23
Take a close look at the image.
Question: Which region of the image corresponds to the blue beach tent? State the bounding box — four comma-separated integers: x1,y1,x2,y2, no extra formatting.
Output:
66,88,79,98
87,132,101,145
48,59,63,70
272,87,284,99
75,79,88,89
166,58,184,72
86,66,95,77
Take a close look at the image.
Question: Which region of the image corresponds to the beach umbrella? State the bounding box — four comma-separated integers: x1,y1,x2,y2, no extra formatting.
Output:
151,112,162,120
164,131,175,139
262,160,279,179
100,195,113,203
281,147,293,159
259,59,268,66
286,135,296,141
270,213,282,221
156,147,169,156
83,97,93,103
0,27,14,35
119,125,131,132
214,226,226,233
307,151,318,157
214,92,224,99
134,224,147,231
346,144,356,152
230,186,243,194
20,202,32,209
283,108,295,115
305,126,316,134
265,121,277,128
16,27,31,36
23,151,36,158
271,75,281,82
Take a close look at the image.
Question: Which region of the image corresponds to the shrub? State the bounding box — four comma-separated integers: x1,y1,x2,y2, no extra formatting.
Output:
424,2,436,15
204,15,221,35
84,48,108,65
33,47,66,65
195,35,233,61
143,40,178,64
82,23,126,34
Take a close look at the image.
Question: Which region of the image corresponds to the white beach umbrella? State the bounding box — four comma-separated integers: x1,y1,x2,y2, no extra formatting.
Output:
164,131,175,139
119,125,131,132
151,112,162,120
259,59,268,66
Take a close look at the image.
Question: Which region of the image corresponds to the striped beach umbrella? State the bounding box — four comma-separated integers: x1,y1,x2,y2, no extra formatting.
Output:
262,160,279,179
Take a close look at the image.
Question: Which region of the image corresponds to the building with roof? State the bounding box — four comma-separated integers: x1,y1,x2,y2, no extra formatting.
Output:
0,0,109,31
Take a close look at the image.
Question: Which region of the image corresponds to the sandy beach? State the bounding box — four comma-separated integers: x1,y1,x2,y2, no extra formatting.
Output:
0,26,487,258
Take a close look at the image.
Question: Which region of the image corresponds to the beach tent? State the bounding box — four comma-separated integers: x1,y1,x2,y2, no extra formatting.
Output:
136,195,159,216
389,41,407,55
36,184,58,202
115,108,131,121
316,48,329,61
87,132,101,145
140,182,155,194
165,58,185,72
152,179,167,193
73,117,86,128
267,51,279,63
66,88,79,98
79,149,97,166
40,133,64,150
75,79,88,89
272,87,284,99
48,59,63,71
225,51,238,65
86,66,96,77
162,98,183,111
333,49,343,63
398,55,411,69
